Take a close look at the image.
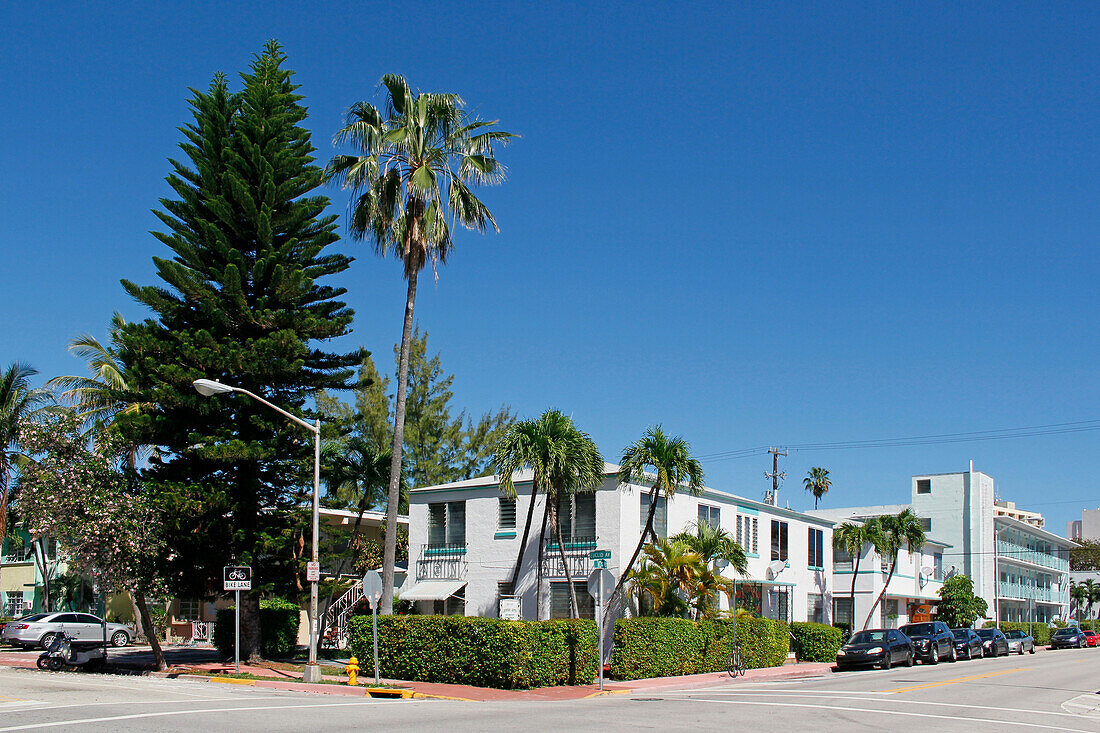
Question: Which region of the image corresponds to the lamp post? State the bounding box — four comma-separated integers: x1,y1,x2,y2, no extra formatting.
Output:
193,378,323,683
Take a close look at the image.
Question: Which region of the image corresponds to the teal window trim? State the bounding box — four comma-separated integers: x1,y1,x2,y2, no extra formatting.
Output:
425,547,468,557
745,552,760,559
547,540,598,551
494,531,517,540
735,505,760,516
808,565,824,572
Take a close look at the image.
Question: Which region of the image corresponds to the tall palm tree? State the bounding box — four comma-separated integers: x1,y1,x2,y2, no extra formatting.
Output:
609,426,704,618
833,520,878,629
46,321,167,670
1085,578,1099,620
1070,581,1087,623
803,467,831,510
492,410,603,618
0,363,51,590
327,75,515,615
862,509,926,629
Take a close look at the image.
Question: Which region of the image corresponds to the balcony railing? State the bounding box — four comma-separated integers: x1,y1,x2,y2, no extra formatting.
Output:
997,541,1069,571
541,536,597,579
998,582,1068,604
416,543,467,580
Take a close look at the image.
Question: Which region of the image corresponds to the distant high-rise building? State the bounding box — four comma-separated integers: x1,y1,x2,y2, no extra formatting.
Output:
1067,508,1100,541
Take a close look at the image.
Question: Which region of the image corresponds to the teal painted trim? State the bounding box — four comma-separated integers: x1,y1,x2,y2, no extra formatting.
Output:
425,547,468,557
735,505,760,516
745,552,760,559
808,565,824,572
494,531,517,539
834,570,915,580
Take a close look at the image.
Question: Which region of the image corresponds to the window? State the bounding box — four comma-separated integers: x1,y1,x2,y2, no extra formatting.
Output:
735,515,758,554
557,493,596,543
550,582,594,619
428,502,466,546
432,586,466,616
933,552,943,580
498,497,516,531
771,520,788,562
834,597,853,626
768,588,789,622
807,528,824,568
640,494,667,539
752,517,758,554
177,599,201,621
4,591,24,617
807,593,824,624
834,546,853,571
916,479,931,494
919,517,932,532
698,504,720,529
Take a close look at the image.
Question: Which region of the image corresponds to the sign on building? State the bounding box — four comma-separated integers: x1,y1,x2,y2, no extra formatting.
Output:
499,597,522,621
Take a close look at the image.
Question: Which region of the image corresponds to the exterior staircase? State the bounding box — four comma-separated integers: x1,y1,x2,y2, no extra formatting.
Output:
322,578,365,649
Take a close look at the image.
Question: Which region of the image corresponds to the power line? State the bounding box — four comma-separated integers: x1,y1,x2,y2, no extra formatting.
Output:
697,418,1100,463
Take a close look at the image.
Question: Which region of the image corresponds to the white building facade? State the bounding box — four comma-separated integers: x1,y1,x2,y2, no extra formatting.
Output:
403,465,834,623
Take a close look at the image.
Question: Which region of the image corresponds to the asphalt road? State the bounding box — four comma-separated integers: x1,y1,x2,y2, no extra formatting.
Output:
0,646,1097,731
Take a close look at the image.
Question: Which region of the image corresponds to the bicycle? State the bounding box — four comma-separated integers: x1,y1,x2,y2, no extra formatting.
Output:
726,639,745,678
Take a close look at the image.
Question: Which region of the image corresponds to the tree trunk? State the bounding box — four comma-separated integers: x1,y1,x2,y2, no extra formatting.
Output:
535,497,551,619
134,589,167,671
550,502,579,618
510,480,540,589
239,590,264,662
31,539,51,612
863,556,896,630
0,466,9,597
381,270,418,616
605,486,660,626
849,552,861,631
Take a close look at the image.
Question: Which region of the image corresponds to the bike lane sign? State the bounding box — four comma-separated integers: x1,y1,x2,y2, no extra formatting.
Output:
224,566,252,591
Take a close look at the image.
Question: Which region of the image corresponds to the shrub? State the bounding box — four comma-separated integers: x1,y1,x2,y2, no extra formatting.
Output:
790,621,844,662
215,597,301,659
346,615,597,689
609,616,789,680
980,621,1062,646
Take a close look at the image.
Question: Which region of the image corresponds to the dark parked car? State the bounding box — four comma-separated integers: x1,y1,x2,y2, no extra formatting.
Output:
1052,627,1086,649
976,627,1009,656
900,621,956,664
1003,630,1036,655
836,628,915,670
951,628,984,660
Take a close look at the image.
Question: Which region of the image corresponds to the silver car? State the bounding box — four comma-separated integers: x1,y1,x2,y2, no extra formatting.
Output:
1,612,131,649
1004,629,1036,654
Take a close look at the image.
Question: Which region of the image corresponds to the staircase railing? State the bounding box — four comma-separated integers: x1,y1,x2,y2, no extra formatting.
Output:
322,578,365,649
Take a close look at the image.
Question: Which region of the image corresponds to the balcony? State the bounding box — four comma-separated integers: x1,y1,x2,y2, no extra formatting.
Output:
541,536,598,579
997,541,1069,571
416,543,468,581
998,582,1068,604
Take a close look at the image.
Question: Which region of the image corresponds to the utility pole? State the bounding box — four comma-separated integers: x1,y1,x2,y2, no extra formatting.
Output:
765,447,787,506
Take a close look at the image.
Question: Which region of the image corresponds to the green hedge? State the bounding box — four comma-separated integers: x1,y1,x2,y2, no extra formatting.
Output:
346,615,598,689
789,622,844,662
980,621,1077,646
609,616,789,681
215,598,301,659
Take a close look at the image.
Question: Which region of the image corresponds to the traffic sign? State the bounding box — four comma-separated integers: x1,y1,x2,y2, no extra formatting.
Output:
587,568,614,600
593,559,607,569
589,550,612,560
362,570,383,608
223,566,252,591
306,561,320,582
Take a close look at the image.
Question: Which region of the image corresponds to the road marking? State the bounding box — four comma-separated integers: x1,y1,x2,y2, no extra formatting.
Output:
879,667,1028,693
0,700,408,731
647,690,1085,719
0,695,290,712
678,698,1097,733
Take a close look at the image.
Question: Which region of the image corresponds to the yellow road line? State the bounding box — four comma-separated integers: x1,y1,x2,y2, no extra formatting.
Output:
880,667,1027,694
0,695,27,702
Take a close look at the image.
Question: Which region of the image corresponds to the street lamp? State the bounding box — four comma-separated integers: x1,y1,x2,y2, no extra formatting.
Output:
192,378,324,683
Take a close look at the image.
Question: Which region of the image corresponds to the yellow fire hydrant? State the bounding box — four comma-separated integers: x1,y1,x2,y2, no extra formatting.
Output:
345,656,360,686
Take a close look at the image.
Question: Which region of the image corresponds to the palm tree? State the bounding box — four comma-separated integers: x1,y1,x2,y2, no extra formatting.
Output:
833,520,878,629
630,539,704,617
0,363,51,591
862,509,926,629
1071,581,1087,623
327,76,515,615
609,427,705,618
1086,578,1099,620
46,322,167,670
671,521,747,618
492,410,604,618
803,467,831,510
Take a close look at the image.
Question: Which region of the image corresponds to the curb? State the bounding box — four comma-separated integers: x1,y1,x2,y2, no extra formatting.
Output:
583,689,633,698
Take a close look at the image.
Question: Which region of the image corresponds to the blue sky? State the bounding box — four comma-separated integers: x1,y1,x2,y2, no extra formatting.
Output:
2,2,1098,533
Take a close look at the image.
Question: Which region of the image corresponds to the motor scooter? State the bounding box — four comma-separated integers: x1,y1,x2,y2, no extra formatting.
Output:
37,632,106,672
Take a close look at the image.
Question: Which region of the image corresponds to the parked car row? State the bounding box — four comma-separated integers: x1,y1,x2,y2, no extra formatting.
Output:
1,612,131,649
1050,626,1100,649
836,622,1032,671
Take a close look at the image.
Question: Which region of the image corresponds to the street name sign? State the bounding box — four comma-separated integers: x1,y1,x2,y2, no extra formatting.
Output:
223,566,252,591
593,559,607,569
589,550,612,560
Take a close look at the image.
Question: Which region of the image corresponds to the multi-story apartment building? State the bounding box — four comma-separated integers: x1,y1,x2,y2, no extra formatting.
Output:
824,465,1074,625
402,464,834,623
0,530,65,617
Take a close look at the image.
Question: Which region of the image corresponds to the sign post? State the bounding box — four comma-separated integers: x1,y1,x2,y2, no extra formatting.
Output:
362,570,383,685
224,566,252,675
587,568,614,692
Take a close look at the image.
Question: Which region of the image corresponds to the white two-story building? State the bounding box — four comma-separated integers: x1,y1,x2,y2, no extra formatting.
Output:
402,464,834,623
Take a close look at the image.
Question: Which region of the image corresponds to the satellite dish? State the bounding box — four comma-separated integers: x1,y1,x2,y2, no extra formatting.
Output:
766,560,786,580
919,566,934,587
